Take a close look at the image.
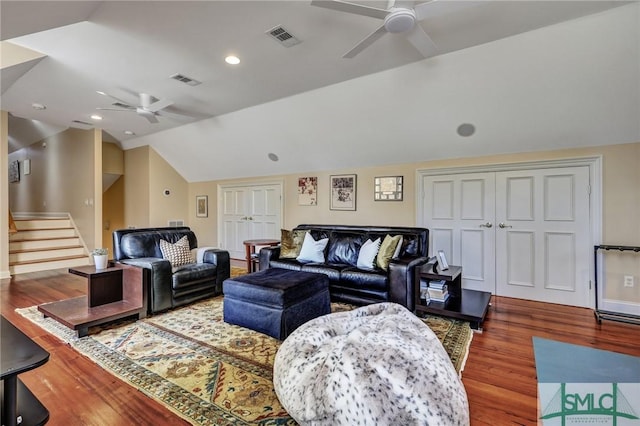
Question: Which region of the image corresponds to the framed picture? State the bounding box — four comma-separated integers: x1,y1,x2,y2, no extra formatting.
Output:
23,159,31,175
8,160,19,183
298,177,317,206
437,250,449,270
196,195,208,218
330,174,356,211
374,176,403,201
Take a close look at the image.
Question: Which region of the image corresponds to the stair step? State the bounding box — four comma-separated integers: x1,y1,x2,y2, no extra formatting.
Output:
14,218,71,230
10,246,86,263
9,228,77,240
9,237,81,251
10,256,90,275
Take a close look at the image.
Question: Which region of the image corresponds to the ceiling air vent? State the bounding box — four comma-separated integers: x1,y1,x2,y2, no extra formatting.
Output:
266,25,301,48
170,73,201,86
71,120,93,129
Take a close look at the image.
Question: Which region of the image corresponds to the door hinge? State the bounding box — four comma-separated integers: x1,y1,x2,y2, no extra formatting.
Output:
589,280,592,290
587,184,591,195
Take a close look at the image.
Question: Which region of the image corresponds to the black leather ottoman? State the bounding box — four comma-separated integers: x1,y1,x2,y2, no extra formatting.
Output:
223,268,330,340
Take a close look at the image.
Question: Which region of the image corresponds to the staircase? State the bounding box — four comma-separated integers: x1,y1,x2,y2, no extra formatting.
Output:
9,215,90,275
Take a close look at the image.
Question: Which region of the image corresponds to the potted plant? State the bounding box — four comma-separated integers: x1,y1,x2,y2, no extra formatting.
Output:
91,248,109,269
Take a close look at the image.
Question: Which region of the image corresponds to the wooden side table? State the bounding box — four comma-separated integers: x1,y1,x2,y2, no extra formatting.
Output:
414,263,491,330
38,263,146,337
243,239,280,272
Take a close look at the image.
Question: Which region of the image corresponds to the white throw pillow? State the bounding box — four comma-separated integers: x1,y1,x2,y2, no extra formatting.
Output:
393,235,404,258
296,232,329,263
357,238,381,270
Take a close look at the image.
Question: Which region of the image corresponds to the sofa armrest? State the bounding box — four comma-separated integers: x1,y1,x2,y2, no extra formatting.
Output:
202,248,231,287
388,256,429,311
119,257,173,313
258,246,281,271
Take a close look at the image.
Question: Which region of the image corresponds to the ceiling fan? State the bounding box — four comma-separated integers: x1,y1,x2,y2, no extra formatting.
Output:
311,0,466,58
96,91,175,123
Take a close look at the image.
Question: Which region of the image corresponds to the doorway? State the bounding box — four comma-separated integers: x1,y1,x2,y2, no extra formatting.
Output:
418,158,601,308
217,182,283,260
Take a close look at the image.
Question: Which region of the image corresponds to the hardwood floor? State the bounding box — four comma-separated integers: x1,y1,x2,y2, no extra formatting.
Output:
2,269,639,425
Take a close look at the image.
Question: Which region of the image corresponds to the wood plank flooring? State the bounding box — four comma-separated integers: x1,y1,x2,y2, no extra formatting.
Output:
2,269,639,425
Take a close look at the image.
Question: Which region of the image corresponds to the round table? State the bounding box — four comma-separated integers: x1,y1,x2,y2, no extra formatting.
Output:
242,239,280,272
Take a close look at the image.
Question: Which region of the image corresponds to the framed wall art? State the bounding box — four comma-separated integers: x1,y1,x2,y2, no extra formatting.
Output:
8,160,19,183
374,176,403,201
330,174,356,211
298,177,317,206
196,195,208,218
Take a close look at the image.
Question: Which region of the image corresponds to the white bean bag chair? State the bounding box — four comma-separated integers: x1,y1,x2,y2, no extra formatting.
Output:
273,302,469,425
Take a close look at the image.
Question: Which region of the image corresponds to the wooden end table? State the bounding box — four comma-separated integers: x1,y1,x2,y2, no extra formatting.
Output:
1,316,50,426
243,239,280,272
414,263,491,331
37,263,146,337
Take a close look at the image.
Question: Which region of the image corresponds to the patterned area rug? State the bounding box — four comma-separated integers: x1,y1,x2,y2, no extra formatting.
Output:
17,268,473,425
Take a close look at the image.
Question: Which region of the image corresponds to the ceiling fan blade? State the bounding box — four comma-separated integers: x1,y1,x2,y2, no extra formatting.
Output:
414,0,476,21
136,108,159,123
343,24,388,58
311,0,389,20
146,98,174,113
405,24,438,57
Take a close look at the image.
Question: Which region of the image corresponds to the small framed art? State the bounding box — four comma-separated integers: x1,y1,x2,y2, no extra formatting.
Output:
437,250,449,270
330,174,356,211
9,160,19,183
374,176,403,201
196,195,208,218
298,177,318,206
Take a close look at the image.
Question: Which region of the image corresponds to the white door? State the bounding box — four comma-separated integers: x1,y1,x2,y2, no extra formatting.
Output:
421,165,592,307
423,173,496,293
220,183,282,259
495,166,591,307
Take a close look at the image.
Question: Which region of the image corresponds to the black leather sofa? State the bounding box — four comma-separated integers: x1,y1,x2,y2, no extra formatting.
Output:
113,227,230,314
259,224,429,311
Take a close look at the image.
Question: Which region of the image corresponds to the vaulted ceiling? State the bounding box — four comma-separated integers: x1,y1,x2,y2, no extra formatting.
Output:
2,1,638,181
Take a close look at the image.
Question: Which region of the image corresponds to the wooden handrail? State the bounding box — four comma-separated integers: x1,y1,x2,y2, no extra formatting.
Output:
9,210,17,233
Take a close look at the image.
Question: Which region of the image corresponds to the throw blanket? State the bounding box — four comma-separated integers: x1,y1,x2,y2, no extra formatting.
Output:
273,303,469,425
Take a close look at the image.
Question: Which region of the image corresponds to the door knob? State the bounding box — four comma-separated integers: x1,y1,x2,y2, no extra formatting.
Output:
479,222,493,228
498,222,512,229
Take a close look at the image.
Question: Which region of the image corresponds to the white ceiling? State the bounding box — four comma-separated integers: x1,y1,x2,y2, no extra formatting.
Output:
2,1,638,181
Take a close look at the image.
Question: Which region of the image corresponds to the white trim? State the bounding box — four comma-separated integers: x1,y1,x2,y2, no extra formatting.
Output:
416,156,602,309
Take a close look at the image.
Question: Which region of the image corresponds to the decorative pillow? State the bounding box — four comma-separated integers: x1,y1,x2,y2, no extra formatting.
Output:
159,236,194,267
356,238,381,270
296,232,329,264
327,232,365,266
376,234,402,271
280,229,306,259
393,235,404,258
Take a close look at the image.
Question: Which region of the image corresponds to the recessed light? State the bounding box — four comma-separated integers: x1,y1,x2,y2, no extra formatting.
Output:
32,103,46,110
90,114,103,120
457,123,476,137
124,130,135,136
225,55,240,65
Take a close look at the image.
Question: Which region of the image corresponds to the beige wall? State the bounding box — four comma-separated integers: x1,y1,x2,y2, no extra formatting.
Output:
123,146,150,227
188,142,640,304
103,175,125,256
149,148,188,227
123,146,188,229
8,127,99,250
1,111,9,278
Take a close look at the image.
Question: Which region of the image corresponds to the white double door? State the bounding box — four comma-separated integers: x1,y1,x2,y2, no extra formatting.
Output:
219,183,282,260
422,166,592,307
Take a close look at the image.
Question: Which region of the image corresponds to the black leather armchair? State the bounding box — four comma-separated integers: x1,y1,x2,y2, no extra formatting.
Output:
259,224,429,311
112,227,230,314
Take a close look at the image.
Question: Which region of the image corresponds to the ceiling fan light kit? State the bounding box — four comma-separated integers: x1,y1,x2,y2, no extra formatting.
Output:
310,0,472,59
